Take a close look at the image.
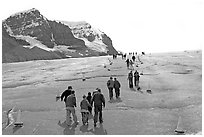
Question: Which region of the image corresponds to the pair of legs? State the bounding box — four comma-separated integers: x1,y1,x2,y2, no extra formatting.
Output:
135,80,139,88
94,105,103,126
81,112,89,125
66,107,78,125
108,87,113,100
114,88,120,98
129,79,133,88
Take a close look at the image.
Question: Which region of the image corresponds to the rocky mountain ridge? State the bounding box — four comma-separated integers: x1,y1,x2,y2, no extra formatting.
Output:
2,8,118,63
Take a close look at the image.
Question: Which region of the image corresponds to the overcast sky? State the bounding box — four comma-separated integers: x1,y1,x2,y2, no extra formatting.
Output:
1,0,203,53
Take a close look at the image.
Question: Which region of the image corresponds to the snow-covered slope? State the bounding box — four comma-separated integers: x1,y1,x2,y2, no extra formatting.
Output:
58,21,118,54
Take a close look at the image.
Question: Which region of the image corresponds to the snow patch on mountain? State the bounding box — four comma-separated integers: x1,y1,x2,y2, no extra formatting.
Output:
80,38,108,53
24,21,40,29
14,35,55,51
3,22,14,36
57,20,109,53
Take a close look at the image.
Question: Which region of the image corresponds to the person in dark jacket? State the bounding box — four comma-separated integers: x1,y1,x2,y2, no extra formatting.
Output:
126,59,130,69
134,70,140,88
107,77,114,101
91,88,105,127
61,86,72,103
80,95,92,125
66,90,79,126
86,92,92,114
128,71,133,88
60,86,72,125
113,78,121,99
132,55,136,62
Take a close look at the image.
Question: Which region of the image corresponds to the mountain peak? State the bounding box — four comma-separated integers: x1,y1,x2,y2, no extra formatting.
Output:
2,8,118,63
8,8,39,18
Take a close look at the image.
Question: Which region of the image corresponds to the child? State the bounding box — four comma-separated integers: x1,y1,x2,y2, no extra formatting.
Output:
80,95,92,125
86,92,92,114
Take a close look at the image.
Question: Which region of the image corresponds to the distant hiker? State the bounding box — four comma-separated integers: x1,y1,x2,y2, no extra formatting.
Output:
128,71,133,88
134,70,140,88
80,95,92,125
126,59,130,69
124,54,127,59
107,77,114,101
113,78,121,99
121,54,123,59
91,88,105,127
132,55,136,62
129,60,134,70
61,86,72,103
65,90,79,126
86,92,92,114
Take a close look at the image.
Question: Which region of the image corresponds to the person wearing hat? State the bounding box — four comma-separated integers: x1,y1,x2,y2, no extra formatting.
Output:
91,88,105,127
107,77,114,101
80,95,92,125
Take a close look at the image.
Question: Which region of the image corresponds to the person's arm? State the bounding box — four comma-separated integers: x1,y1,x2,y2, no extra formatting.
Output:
91,95,94,106
80,101,82,108
101,94,105,108
60,91,65,101
107,80,110,87
87,100,92,108
73,97,76,107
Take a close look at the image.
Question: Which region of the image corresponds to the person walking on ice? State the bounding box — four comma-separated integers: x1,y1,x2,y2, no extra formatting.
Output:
60,86,73,103
107,77,114,101
134,70,140,89
59,86,73,124
128,71,133,88
65,90,79,126
113,78,121,99
126,59,130,69
86,92,92,115
80,95,92,125
91,88,105,127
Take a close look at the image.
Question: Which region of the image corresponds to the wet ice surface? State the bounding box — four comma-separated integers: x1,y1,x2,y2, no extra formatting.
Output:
2,51,202,135
2,56,110,89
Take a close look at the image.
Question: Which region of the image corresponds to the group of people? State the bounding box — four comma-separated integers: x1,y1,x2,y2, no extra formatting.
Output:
106,77,121,101
112,54,117,59
128,70,140,89
58,53,141,129
125,59,135,70
60,86,105,127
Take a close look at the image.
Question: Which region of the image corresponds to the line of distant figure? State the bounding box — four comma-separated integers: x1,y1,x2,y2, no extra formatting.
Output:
112,51,145,59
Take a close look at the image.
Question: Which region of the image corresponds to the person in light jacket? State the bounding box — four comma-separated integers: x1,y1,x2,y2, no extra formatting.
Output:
80,95,92,125
65,90,79,126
